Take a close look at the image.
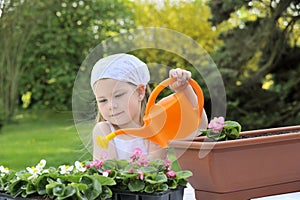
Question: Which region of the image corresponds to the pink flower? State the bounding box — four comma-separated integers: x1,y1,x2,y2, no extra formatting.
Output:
164,159,171,170
130,148,143,161
166,170,176,178
86,159,103,169
137,170,144,180
130,148,149,166
93,160,103,167
86,163,92,169
208,117,225,132
86,152,108,169
137,155,149,167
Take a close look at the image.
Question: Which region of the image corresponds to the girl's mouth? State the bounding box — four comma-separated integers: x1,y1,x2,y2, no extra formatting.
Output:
110,111,123,117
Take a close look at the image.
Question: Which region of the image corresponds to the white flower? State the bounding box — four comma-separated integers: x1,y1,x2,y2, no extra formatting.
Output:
75,161,86,172
36,159,46,170
26,166,41,180
59,165,74,174
102,171,109,177
0,166,9,173
0,166,9,177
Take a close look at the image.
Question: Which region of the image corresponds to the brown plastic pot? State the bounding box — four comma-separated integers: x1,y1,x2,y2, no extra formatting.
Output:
169,125,300,200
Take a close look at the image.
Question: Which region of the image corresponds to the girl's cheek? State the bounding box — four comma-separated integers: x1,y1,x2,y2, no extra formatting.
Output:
122,93,134,108
98,105,107,117
128,96,140,114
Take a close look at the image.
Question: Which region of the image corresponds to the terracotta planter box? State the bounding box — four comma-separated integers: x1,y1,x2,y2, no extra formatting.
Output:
169,125,300,200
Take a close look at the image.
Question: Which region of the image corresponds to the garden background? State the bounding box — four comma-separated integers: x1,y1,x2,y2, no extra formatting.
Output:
0,0,299,170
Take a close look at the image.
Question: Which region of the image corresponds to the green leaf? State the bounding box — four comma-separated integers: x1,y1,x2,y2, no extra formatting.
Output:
102,160,117,170
45,180,62,198
56,185,76,200
167,179,177,189
118,172,138,181
140,166,158,174
224,121,241,139
58,174,82,183
178,179,188,186
115,160,130,169
227,128,240,139
80,175,93,185
148,159,164,168
72,182,89,191
73,185,87,200
98,185,113,200
107,169,117,179
158,183,168,191
102,159,129,170
176,170,193,179
122,164,136,172
145,172,167,184
0,171,16,190
200,129,210,136
25,182,36,195
207,131,226,141
128,179,145,192
7,179,28,198
36,174,55,195
224,121,241,129
80,175,102,200
93,174,116,186
53,184,65,196
144,185,155,193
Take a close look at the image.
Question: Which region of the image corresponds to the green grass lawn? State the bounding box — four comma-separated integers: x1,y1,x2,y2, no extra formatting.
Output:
0,110,92,171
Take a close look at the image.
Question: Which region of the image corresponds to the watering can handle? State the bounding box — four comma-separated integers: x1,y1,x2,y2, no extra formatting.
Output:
145,78,204,116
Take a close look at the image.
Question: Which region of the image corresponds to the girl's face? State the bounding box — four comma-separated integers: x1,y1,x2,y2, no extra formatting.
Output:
93,79,144,128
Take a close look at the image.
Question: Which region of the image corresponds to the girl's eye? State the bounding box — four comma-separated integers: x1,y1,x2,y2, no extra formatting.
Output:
98,99,107,103
115,93,124,98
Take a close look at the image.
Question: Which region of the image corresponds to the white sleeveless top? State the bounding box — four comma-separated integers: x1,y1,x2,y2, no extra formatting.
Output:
106,122,149,160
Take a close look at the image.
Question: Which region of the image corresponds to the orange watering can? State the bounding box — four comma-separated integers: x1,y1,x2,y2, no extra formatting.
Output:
96,78,204,149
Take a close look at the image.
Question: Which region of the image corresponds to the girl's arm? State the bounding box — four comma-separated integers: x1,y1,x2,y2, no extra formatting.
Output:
169,68,208,130
92,122,117,160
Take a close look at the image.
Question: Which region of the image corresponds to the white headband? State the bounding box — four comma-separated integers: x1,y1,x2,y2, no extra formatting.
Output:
90,53,150,91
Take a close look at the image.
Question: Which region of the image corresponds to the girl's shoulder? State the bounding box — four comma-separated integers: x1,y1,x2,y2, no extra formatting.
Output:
92,121,112,136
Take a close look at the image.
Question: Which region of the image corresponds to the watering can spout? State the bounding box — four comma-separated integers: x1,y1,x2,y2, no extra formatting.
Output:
96,78,204,149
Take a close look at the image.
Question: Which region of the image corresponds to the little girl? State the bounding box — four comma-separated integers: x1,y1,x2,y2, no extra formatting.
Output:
90,53,207,161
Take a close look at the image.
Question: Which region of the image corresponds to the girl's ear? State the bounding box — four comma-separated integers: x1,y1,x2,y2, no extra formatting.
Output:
137,84,146,101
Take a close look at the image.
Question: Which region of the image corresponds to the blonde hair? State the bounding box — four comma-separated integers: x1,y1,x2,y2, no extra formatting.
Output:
96,85,151,125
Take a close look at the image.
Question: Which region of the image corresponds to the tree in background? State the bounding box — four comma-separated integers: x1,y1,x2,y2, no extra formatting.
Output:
0,0,135,128
134,0,221,53
209,0,300,129
132,0,222,119
19,0,135,111
0,1,40,126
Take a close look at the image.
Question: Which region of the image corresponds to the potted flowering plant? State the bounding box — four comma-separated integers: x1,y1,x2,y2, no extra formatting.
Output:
86,148,192,200
0,148,192,200
0,159,115,200
169,117,300,200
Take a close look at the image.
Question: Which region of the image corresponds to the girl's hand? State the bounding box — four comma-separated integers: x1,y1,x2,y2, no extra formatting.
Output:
169,68,192,92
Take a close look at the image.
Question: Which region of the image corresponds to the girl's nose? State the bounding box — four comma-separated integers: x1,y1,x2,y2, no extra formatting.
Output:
109,100,117,110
